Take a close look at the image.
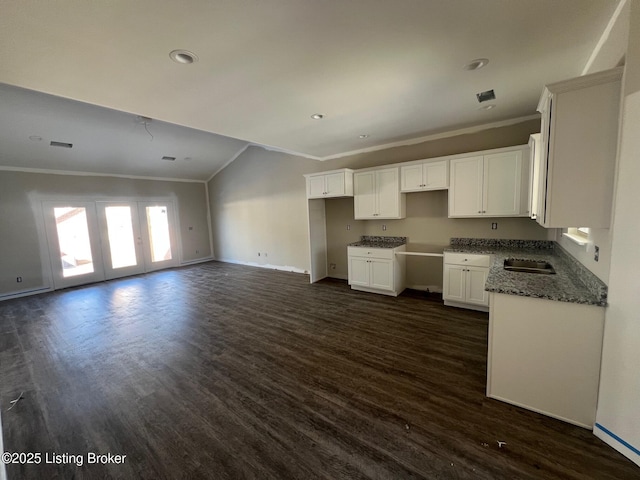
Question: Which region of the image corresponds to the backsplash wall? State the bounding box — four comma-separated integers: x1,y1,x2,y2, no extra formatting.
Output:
325,191,553,290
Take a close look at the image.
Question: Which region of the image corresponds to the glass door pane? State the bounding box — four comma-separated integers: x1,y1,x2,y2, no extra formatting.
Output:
146,206,172,262
139,202,178,271
105,206,137,268
97,202,145,280
44,202,105,289
54,207,95,278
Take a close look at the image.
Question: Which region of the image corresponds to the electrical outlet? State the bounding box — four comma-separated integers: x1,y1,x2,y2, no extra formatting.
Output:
346,224,351,231
16,276,22,283
330,263,336,270
594,246,599,262
258,252,261,256
491,222,498,230
382,224,387,231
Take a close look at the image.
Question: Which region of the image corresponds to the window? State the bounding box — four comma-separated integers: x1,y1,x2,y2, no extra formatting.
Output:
563,227,590,246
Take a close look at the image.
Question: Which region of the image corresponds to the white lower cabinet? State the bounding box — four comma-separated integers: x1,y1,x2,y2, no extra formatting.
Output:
443,252,490,311
347,245,406,296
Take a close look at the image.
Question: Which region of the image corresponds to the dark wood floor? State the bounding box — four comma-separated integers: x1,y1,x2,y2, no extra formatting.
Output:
0,261,638,479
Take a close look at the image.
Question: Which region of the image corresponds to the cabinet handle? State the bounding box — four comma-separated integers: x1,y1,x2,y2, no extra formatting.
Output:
482,210,486,213
478,210,482,214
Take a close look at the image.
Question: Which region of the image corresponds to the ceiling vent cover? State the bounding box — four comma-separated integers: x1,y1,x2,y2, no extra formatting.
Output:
476,89,496,103
50,141,73,148
162,156,176,161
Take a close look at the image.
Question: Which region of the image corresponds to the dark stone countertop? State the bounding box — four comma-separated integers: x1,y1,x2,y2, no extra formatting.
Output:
444,239,607,306
348,235,407,249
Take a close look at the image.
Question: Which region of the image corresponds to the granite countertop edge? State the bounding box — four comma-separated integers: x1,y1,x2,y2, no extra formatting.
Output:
348,235,407,249
444,239,607,307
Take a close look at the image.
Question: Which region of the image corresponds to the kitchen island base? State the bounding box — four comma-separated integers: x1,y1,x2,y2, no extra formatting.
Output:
487,292,604,429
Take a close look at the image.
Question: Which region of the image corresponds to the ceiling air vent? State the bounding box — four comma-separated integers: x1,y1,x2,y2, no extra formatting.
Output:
50,141,73,148
162,156,176,161
476,89,496,103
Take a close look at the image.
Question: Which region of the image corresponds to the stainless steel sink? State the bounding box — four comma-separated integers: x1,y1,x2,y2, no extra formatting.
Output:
504,259,556,274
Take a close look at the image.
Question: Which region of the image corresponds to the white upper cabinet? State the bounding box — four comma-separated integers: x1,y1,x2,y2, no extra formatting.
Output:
354,167,406,219
305,169,354,199
483,150,524,216
449,156,484,216
449,146,528,217
535,67,622,228
400,159,448,192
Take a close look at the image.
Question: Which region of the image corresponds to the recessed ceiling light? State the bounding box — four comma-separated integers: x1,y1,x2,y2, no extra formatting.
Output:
464,58,489,71
29,135,42,141
479,104,496,110
310,113,324,120
359,134,369,139
169,50,199,64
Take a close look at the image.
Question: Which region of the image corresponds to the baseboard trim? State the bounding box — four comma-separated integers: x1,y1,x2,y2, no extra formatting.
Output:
0,286,52,302
217,258,308,275
180,257,214,267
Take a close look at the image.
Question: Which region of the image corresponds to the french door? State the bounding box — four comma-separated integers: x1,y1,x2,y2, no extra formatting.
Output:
44,200,178,289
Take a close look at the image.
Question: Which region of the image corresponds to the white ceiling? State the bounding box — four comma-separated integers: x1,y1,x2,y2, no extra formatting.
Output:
0,0,620,180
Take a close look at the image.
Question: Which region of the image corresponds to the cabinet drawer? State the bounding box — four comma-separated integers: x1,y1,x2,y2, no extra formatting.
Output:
444,252,491,267
347,247,395,259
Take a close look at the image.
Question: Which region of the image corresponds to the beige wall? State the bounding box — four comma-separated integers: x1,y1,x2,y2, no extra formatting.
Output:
208,147,324,271
208,118,550,289
325,192,549,289
0,170,211,297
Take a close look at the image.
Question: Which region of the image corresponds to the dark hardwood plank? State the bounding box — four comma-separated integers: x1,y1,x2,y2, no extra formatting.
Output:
0,261,637,479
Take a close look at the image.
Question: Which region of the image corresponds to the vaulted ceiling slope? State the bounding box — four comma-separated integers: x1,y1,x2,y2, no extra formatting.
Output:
0,0,619,180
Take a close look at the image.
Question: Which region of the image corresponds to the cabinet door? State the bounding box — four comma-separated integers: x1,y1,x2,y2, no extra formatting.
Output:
348,257,370,286
424,161,448,189
307,175,326,198
483,151,522,216
376,168,400,218
465,266,489,306
449,156,483,217
354,171,377,219
370,259,394,291
400,164,424,191
443,264,466,302
325,172,345,197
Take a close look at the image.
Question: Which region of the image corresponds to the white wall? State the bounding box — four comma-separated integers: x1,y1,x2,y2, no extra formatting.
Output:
594,0,640,466
208,146,323,273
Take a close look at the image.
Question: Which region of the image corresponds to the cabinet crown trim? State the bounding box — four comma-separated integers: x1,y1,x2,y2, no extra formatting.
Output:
537,67,623,111
304,168,353,178
352,144,529,174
